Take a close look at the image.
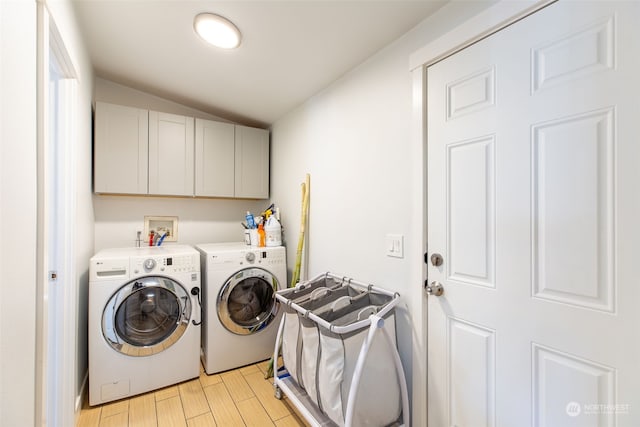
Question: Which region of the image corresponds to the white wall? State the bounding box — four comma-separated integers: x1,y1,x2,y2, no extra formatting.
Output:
0,0,95,423
93,195,266,250
95,78,234,123
0,1,38,425
270,2,493,425
93,79,268,251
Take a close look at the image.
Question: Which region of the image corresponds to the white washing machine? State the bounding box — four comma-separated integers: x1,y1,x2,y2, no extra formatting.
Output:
195,242,286,374
89,245,201,406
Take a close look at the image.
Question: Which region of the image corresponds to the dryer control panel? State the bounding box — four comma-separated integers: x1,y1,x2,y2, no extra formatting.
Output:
203,245,286,272
243,249,286,267
131,254,199,275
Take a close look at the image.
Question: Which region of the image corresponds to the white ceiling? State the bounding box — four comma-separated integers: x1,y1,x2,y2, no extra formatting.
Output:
72,1,446,127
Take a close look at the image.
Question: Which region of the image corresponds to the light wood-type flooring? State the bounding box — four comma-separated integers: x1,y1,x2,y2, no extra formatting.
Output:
77,359,309,427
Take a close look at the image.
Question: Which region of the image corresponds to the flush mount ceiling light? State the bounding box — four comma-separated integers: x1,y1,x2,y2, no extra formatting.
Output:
194,13,241,49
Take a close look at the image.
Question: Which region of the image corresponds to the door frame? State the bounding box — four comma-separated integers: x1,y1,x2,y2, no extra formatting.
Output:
408,1,554,425
36,3,79,426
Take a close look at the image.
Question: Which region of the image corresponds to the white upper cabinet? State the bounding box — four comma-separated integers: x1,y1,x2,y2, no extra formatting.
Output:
234,125,269,199
148,111,194,196
194,118,235,197
93,102,268,199
94,102,148,194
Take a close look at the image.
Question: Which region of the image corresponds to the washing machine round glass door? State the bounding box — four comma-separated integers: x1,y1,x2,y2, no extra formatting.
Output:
102,276,192,356
218,267,279,335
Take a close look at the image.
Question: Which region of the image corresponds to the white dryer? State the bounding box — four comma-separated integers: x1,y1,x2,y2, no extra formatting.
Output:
89,245,201,406
196,243,286,374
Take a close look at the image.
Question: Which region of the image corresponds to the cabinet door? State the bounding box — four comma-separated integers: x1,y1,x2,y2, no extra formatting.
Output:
94,102,148,194
148,111,194,196
194,119,235,197
234,125,269,199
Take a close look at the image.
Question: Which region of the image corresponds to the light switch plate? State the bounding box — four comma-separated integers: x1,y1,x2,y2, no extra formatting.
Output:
386,234,404,258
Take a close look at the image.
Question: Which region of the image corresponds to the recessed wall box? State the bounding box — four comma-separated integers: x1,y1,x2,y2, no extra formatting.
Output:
144,216,178,242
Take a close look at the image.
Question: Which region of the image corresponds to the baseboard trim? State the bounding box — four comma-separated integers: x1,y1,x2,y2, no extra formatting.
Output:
75,371,88,415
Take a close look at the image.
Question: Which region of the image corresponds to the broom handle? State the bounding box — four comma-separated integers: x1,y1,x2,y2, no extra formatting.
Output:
300,173,310,281
290,174,310,288
289,183,305,288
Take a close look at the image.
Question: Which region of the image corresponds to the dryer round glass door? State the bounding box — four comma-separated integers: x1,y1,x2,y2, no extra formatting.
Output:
102,276,192,356
217,267,279,335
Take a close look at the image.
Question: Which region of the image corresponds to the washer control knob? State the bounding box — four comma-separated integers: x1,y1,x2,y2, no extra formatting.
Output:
245,252,256,263
143,259,156,271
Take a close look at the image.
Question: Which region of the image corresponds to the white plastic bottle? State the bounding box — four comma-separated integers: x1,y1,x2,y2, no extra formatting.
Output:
265,215,282,247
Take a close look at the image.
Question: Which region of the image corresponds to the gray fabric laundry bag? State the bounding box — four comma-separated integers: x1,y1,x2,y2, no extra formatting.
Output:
313,292,402,427
296,286,367,406
296,285,364,406
279,275,355,390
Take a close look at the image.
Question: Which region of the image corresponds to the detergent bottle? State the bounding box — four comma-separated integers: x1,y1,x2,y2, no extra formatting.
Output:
265,215,282,246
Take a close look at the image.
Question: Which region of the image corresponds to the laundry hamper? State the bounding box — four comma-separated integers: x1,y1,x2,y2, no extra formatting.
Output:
273,272,409,427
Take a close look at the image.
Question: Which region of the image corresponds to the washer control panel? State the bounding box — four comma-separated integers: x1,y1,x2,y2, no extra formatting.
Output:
132,254,199,275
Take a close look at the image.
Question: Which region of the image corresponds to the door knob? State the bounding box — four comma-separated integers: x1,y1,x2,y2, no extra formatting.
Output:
426,281,444,297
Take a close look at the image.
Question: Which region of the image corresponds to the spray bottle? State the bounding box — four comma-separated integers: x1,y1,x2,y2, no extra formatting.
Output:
245,211,256,228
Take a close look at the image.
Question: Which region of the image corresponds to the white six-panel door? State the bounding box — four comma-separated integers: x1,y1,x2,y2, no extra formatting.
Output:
427,1,639,426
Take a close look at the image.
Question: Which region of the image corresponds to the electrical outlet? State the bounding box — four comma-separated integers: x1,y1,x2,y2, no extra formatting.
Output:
386,234,404,258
